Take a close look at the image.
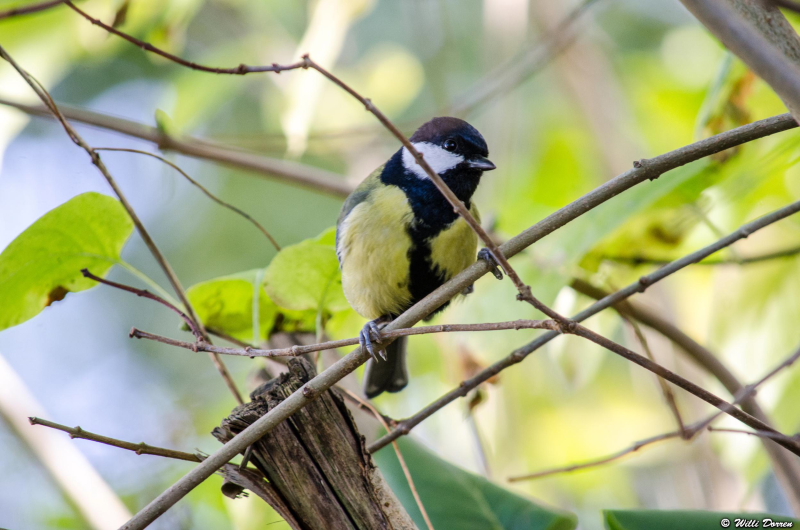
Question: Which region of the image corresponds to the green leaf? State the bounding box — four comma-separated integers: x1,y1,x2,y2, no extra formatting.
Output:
187,269,278,343
263,228,348,314
0,192,134,331
604,510,799,530
373,436,577,530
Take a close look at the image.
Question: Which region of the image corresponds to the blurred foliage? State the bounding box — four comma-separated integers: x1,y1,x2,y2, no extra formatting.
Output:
2,0,800,529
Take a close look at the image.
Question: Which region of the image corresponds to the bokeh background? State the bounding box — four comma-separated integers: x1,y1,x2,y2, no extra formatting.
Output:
1,0,800,528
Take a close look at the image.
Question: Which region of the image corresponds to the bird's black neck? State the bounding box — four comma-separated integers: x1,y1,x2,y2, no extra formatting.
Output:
380,149,480,230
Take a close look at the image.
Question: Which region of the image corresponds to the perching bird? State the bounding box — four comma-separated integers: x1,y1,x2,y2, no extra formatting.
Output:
336,117,497,399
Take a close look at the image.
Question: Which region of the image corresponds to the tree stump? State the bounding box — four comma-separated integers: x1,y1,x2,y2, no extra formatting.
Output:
213,357,416,530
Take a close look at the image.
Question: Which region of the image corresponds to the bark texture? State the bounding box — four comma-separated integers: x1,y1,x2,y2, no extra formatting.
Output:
213,357,417,530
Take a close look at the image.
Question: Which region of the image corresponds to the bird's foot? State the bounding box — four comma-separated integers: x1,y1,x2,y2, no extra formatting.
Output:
360,318,388,361
478,247,504,280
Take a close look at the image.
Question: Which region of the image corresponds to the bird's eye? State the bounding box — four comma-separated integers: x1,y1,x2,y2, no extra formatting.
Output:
443,139,457,152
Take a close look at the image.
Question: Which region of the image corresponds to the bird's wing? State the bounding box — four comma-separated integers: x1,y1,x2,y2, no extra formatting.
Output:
337,164,385,228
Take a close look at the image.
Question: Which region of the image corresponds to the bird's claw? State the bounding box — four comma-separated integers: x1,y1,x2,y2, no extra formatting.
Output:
360,320,387,361
478,248,504,280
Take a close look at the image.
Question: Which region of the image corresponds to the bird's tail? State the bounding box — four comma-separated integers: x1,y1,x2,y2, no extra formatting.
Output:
363,336,408,399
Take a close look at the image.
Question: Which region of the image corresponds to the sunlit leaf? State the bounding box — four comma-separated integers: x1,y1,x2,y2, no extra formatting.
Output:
0,192,134,331
187,269,278,343
374,436,577,530
263,227,348,314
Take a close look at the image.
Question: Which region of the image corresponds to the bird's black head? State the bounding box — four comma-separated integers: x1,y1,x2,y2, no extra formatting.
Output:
398,117,495,203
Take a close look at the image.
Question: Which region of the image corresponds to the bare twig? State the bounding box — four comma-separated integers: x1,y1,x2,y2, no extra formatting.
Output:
509,341,800,482
369,197,800,453
569,324,800,453
572,278,800,511
81,269,204,340
303,56,568,323
0,45,244,405
0,0,66,20
130,319,559,357
339,389,435,530
623,315,687,435
29,417,202,462
708,426,800,443
59,0,565,323
602,245,800,266
121,114,799,528
95,147,281,251
65,1,307,75
684,343,800,437
508,430,681,481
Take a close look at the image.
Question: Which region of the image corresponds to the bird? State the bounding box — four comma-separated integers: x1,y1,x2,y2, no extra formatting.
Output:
336,117,499,399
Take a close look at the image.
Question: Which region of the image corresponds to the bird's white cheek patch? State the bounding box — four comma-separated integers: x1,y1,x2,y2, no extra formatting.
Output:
402,142,464,180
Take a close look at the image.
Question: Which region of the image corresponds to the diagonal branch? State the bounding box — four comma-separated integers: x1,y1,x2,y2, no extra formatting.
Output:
59,0,566,322
0,0,66,20
508,341,800,482
369,197,800,452
29,417,202,463
81,269,204,340
65,1,307,75
0,45,244,405
120,116,799,528
572,278,800,512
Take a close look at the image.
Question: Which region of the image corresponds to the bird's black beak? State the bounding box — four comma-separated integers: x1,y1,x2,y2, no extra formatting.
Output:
466,155,496,171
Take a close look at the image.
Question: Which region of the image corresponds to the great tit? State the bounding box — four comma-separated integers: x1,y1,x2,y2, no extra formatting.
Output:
336,117,496,399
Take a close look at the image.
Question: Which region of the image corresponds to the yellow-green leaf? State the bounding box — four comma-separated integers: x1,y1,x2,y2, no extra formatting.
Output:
0,192,134,331
263,228,348,314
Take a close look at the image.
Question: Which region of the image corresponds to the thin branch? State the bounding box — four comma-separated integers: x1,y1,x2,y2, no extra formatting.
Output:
0,96,351,196
684,343,800,437
569,324,800,454
0,0,66,20
623,315,687,436
60,0,565,323
0,45,244,405
81,269,204,341
508,430,681,481
708,426,800,444
571,278,800,511
602,245,800,266
95,147,281,251
339,388,435,530
130,319,559,357
451,0,603,116
508,338,800,482
29,417,202,463
122,114,799,529
369,197,800,453
65,1,307,75
303,56,568,323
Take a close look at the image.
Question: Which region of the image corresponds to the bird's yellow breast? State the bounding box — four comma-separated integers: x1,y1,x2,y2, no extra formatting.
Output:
338,185,415,319
429,205,479,281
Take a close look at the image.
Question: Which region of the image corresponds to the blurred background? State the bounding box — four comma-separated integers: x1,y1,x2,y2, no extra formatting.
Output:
1,0,800,528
